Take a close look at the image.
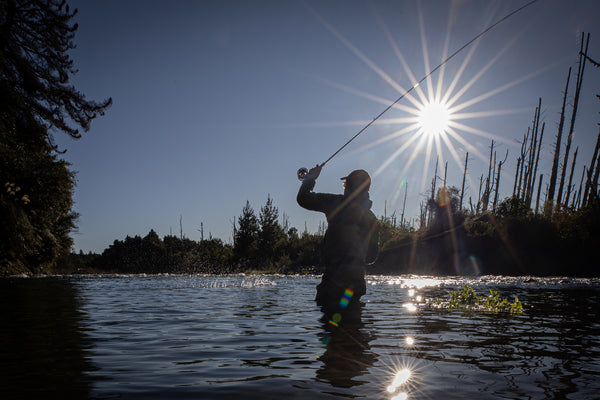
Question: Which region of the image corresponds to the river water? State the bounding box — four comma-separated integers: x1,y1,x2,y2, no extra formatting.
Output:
1,274,599,399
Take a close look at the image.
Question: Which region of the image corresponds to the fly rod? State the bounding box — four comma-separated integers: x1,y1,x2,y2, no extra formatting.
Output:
297,0,540,181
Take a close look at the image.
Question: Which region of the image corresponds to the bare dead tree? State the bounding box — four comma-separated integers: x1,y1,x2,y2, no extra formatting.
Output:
482,141,495,212
576,166,586,208
525,100,541,206
491,150,497,199
477,174,484,214
443,162,448,188
428,159,439,224
530,122,545,208
513,157,521,198
383,201,390,224
547,67,572,215
493,150,509,211
460,152,469,210
583,128,600,206
592,146,600,202
487,140,494,195
517,130,528,199
401,182,408,228
535,174,544,214
557,33,589,210
565,147,579,207
231,217,237,245
180,215,183,240
419,201,427,229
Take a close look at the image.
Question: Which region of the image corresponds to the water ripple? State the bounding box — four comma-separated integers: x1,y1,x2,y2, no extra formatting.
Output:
2,275,599,399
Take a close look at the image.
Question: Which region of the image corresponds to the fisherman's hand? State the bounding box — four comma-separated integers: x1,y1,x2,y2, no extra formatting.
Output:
304,164,322,181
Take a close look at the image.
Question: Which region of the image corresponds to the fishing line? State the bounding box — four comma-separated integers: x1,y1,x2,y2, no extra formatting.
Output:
298,0,541,180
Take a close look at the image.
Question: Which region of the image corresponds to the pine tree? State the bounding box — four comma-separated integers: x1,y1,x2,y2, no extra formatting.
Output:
258,195,284,266
233,201,259,264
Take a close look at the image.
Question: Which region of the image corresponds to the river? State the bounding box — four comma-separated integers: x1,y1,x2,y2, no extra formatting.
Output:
1,275,599,399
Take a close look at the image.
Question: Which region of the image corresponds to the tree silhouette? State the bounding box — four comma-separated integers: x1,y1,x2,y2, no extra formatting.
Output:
234,200,259,264
0,0,112,139
258,194,285,266
1,0,111,273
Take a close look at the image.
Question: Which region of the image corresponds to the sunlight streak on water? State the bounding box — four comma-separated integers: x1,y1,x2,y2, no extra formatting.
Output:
387,368,411,393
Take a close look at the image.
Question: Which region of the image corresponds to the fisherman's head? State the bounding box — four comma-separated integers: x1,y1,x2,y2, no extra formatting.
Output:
341,169,371,196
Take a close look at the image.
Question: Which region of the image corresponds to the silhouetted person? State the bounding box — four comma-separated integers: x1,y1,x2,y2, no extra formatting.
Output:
297,166,379,318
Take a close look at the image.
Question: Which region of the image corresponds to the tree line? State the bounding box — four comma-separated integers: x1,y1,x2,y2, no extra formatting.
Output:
1,0,111,275
62,196,324,274
376,185,599,277
63,184,600,277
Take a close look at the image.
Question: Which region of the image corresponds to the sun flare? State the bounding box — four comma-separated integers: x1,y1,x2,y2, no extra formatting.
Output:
306,1,533,209
418,100,451,137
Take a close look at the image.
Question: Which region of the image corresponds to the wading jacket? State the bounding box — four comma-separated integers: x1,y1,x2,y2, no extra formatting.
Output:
297,178,380,266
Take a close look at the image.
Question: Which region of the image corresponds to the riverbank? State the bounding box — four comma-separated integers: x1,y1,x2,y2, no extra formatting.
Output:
4,201,599,278
373,203,600,277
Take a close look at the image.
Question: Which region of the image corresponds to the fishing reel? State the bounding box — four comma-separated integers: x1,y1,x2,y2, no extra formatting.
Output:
297,167,309,181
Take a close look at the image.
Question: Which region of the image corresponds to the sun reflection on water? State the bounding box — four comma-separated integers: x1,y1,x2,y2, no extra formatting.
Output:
387,368,411,392
377,277,442,289
387,368,411,399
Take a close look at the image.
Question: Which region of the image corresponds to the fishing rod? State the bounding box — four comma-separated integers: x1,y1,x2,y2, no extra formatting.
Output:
297,0,540,181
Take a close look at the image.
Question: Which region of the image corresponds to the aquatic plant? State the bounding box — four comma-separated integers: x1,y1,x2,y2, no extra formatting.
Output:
431,285,524,314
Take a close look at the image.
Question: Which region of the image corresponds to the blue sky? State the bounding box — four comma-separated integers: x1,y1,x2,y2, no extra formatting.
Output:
55,0,600,253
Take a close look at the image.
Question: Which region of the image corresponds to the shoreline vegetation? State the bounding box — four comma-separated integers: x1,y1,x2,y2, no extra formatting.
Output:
1,4,599,277
3,196,599,278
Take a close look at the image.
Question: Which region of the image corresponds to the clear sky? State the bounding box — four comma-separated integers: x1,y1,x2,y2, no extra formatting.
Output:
55,0,600,253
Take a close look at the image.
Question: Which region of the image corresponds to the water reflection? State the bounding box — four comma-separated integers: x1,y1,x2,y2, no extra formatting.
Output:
2,275,597,399
0,278,96,398
316,305,377,389
375,281,600,400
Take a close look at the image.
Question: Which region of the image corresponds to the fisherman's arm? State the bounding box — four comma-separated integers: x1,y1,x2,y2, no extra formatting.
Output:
297,165,325,211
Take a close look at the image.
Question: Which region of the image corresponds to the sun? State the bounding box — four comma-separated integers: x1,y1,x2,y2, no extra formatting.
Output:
305,1,532,200
417,100,451,137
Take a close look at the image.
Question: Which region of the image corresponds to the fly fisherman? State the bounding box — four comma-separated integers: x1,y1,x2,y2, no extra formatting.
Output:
297,165,380,318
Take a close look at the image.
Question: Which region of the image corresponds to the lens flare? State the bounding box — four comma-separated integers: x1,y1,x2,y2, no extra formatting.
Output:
339,288,354,309
328,312,342,327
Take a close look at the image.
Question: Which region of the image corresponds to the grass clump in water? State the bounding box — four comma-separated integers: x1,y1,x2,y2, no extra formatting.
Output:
431,285,525,314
